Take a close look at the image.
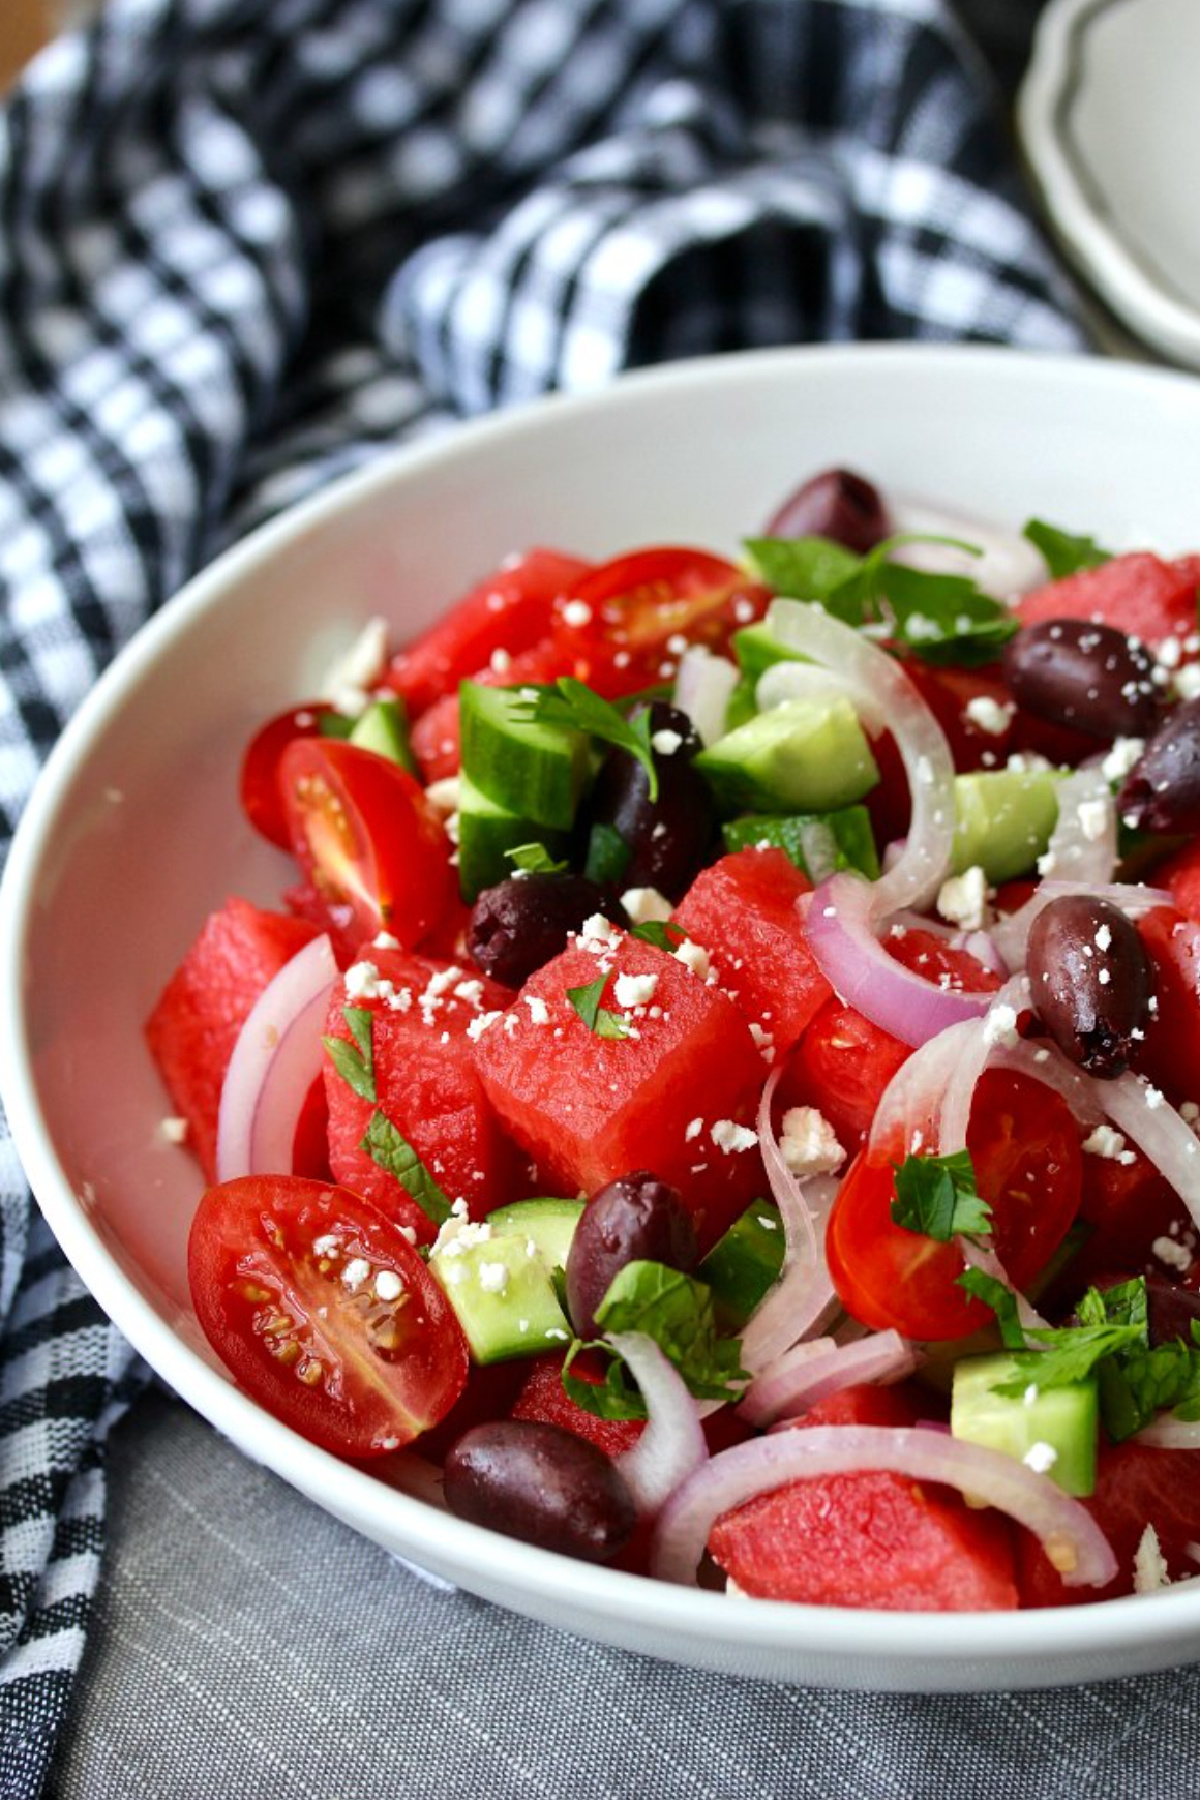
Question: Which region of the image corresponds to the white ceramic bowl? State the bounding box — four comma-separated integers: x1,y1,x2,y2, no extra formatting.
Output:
6,344,1200,1693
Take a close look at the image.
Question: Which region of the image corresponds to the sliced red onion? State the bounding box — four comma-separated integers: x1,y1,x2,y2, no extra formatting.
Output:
755,660,887,735
766,599,956,914
756,1064,817,1264
887,496,1046,600
958,1238,1050,1336
1135,1416,1200,1450
672,647,739,747
650,1424,1117,1590
1041,768,1117,888
740,1329,918,1429
936,977,1029,1154
867,1016,981,1163
956,928,1010,978
993,879,1171,972
806,873,997,1048
608,1330,708,1519
215,933,339,1182
1096,1073,1200,1232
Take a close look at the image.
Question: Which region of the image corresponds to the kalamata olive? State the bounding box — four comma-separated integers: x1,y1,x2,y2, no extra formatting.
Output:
1117,697,1200,834
443,1419,636,1562
763,467,892,553
468,872,624,987
587,701,715,902
566,1170,699,1337
1001,619,1165,741
1026,894,1152,1078
1146,1273,1200,1347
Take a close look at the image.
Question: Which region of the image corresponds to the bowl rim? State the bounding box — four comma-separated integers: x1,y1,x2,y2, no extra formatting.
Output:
6,340,1200,1680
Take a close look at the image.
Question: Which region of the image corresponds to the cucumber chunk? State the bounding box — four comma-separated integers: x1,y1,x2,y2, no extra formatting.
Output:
732,620,806,684
722,804,880,881
456,772,568,903
951,769,1060,883
950,1352,1098,1497
429,1197,584,1365
694,695,879,814
348,695,416,773
698,1199,784,1332
459,681,589,829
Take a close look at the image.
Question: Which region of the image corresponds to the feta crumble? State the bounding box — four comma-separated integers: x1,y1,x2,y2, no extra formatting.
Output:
613,971,658,1009
711,1118,757,1154
620,886,672,925
779,1106,845,1177
936,865,989,932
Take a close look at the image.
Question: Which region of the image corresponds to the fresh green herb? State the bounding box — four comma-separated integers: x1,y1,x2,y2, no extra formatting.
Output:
890,1149,992,1242
360,1112,453,1226
583,821,631,886
744,531,1019,666
561,1339,648,1421
515,676,659,802
956,1267,1026,1349
597,1260,748,1401
1023,518,1111,579
566,973,630,1041
506,841,569,875
322,1006,376,1103
630,919,690,952
994,1323,1147,1396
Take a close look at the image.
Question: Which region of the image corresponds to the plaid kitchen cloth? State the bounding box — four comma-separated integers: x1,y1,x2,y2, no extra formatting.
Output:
0,0,1107,1793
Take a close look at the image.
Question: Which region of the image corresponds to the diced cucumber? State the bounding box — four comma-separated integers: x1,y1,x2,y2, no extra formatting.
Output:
951,1352,1098,1497
486,1196,585,1274
721,804,880,881
951,769,1060,883
694,695,879,815
732,621,806,684
456,771,568,903
698,1199,784,1332
459,681,589,829
347,695,416,773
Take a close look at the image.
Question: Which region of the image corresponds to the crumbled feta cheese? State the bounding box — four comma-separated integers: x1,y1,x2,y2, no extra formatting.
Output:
1173,664,1200,702
619,886,673,925
1077,797,1111,843
466,1010,502,1042
1023,1441,1058,1475
1007,750,1054,774
673,939,711,979
1133,1523,1172,1594
982,1002,1020,1049
614,971,658,1009
422,776,460,817
159,1116,189,1144
651,728,683,756
1144,1084,1165,1110
779,1106,845,1177
1101,737,1145,783
936,865,989,932
345,960,384,999
711,1118,757,1154
320,616,389,714
685,1117,704,1142
312,1233,341,1258
375,1269,403,1301
340,1257,371,1290
561,599,593,628
963,694,1015,736
477,1261,509,1294
1082,1124,1132,1164
524,995,551,1026
1152,1235,1193,1272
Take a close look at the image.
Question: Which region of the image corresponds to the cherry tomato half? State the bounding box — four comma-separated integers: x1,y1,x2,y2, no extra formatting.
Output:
826,1070,1082,1340
279,737,454,960
188,1175,469,1456
240,702,338,849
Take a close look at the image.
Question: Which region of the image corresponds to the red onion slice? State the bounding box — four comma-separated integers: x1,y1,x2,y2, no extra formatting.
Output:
807,873,997,1048
766,599,956,914
740,1329,918,1429
887,496,1046,600
608,1330,708,1519
215,933,339,1182
650,1424,1117,1590
672,647,739,747
755,661,888,734
1135,1417,1200,1450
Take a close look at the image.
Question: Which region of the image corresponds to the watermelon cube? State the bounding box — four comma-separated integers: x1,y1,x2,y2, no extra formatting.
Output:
323,946,524,1246
1015,551,1200,651
145,897,320,1180
672,848,832,1057
471,923,767,1250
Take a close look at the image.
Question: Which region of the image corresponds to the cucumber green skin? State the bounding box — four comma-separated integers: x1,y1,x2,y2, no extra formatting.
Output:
722,805,880,881
950,770,1060,883
950,1353,1098,1498
459,681,589,829
698,1199,784,1332
429,1232,574,1365
694,696,880,816
455,771,568,902
347,696,416,774
733,621,806,683
487,1197,584,1274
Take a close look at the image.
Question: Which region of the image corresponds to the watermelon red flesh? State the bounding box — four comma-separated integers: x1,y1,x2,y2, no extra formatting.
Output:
1017,1440,1200,1607
707,1383,1018,1611
510,1352,646,1460
145,897,320,1181
671,849,833,1057
1015,552,1200,650
471,932,767,1251
323,948,523,1246
1133,907,1200,1104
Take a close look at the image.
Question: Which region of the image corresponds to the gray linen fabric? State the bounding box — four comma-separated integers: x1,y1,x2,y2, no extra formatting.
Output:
48,1393,1200,1800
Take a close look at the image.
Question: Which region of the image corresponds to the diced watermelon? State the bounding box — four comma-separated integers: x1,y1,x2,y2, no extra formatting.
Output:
1150,840,1200,924
672,849,832,1057
510,1352,645,1460
1134,906,1200,1104
1066,1145,1195,1292
323,947,523,1245
471,929,767,1250
708,1383,1018,1611
1015,551,1200,651
1017,1439,1200,1607
145,897,320,1181
410,691,461,784
778,997,910,1151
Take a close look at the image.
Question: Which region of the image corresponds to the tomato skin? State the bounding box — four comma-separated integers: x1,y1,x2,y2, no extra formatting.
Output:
240,702,338,849
826,1071,1082,1340
778,998,910,1151
279,738,454,960
188,1175,469,1456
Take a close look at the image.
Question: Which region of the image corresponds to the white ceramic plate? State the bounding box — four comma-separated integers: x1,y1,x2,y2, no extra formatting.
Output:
1019,0,1200,369
6,344,1200,1693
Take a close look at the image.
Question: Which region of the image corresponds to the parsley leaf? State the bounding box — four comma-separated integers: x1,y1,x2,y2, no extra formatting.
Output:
1023,518,1111,579
890,1149,992,1242
957,1267,1026,1349
630,919,690,952
515,677,659,802
506,842,569,875
360,1111,453,1226
561,1339,647,1421
992,1324,1147,1397
566,973,630,1041
598,1260,748,1402
322,1006,376,1103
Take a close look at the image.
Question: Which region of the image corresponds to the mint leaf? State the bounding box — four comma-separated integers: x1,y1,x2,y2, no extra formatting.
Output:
991,1324,1146,1398
515,677,659,802
561,1339,647,1421
595,1259,748,1403
506,842,569,875
1023,518,1111,579
323,1006,376,1102
630,919,690,952
566,973,629,1041
743,536,864,620
891,1149,992,1242
360,1111,453,1226
957,1267,1026,1349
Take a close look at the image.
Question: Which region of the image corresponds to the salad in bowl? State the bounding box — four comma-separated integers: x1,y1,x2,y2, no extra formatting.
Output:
148,457,1200,1616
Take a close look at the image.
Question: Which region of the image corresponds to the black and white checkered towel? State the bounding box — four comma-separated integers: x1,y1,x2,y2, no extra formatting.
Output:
0,0,1086,1790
